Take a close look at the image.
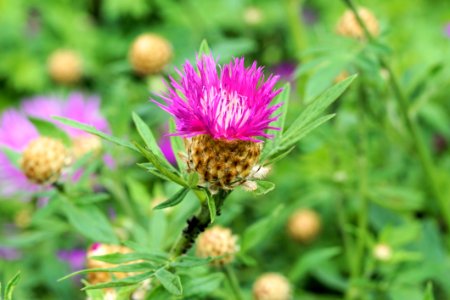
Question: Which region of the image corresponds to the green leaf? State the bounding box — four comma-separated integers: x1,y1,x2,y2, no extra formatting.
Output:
198,39,211,56
206,191,216,224
154,187,189,209
53,116,137,151
60,199,118,244
183,273,224,297
281,74,356,149
82,271,155,290
253,181,275,195
91,252,168,264
261,84,290,160
60,262,156,281
288,247,340,282
134,143,188,187
423,282,435,300
171,256,212,268
169,119,185,171
0,147,21,169
4,271,20,300
29,117,72,146
132,112,176,172
155,268,183,296
241,205,283,253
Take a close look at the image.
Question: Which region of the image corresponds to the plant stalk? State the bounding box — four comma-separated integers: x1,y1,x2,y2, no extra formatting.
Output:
340,0,450,234
222,265,244,300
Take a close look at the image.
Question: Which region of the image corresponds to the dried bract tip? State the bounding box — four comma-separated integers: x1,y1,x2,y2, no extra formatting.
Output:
129,33,172,75
336,7,379,39
20,137,68,184
47,49,82,84
187,135,261,190
196,226,238,266
287,209,321,243
253,272,291,300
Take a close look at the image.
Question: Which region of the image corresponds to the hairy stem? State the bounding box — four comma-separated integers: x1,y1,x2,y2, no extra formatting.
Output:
170,189,229,259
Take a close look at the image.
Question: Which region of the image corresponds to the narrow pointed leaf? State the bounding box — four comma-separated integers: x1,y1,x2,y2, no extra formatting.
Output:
155,268,183,296
5,271,21,300
154,187,189,209
82,271,155,290
29,117,71,146
54,117,137,151
206,192,216,224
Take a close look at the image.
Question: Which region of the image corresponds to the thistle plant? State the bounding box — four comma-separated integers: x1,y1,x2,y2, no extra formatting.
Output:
54,40,355,297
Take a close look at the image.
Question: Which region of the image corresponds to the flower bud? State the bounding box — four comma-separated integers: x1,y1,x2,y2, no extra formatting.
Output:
253,272,291,300
47,49,82,84
20,137,68,184
373,243,392,262
244,6,263,26
129,34,172,75
336,7,379,39
196,226,238,266
71,135,102,159
86,243,132,285
186,135,261,191
287,209,321,243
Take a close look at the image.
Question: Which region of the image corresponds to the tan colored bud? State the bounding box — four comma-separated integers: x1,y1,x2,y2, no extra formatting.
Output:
186,135,261,191
20,137,68,184
287,209,321,243
373,243,392,262
129,34,172,75
253,273,291,300
336,7,379,39
196,226,238,266
47,49,82,84
86,243,133,285
14,208,32,229
244,6,263,25
71,135,102,159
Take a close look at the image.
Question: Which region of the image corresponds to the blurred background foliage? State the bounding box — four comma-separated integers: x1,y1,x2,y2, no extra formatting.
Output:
1,0,450,299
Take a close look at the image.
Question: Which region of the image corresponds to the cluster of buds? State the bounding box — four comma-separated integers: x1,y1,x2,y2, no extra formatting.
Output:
86,243,133,285
253,272,291,300
336,7,380,39
128,33,172,75
47,49,82,84
287,209,321,243
196,226,238,266
20,137,69,184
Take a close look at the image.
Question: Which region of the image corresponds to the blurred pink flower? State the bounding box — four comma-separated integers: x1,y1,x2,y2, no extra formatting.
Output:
153,54,282,142
58,248,86,271
445,23,450,38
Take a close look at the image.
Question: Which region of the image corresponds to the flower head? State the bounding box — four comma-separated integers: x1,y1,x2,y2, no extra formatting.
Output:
253,272,291,300
196,225,238,266
154,55,282,142
336,7,379,39
287,209,321,243
58,248,86,271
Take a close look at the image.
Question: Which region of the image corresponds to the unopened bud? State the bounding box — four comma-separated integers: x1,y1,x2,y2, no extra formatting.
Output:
129,34,172,75
287,209,321,243
244,7,263,26
253,272,291,300
336,7,379,39
20,137,68,184
47,49,82,84
373,243,392,262
196,226,238,266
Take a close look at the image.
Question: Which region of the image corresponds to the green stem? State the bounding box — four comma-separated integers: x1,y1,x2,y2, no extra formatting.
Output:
170,189,229,259
222,265,244,300
340,0,450,234
285,0,307,59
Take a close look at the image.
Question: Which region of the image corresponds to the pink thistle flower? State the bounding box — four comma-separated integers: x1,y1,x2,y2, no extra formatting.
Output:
22,92,109,137
0,93,110,198
0,110,40,197
154,55,282,142
153,55,281,191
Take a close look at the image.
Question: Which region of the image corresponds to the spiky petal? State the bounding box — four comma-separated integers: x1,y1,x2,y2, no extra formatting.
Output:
154,55,282,142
